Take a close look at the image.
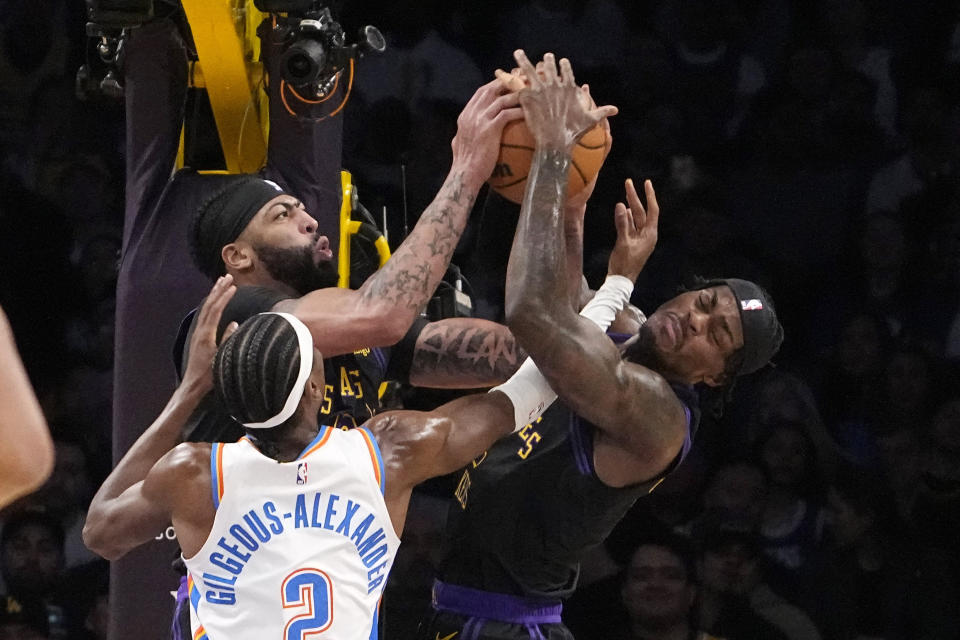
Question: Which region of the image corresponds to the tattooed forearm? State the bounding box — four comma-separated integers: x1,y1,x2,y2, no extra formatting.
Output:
506,148,574,335
361,172,476,311
410,320,526,386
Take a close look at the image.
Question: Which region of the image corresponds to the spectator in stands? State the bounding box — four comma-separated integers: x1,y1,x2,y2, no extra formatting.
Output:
697,523,821,640
614,533,703,640
755,421,825,601
0,511,69,639
802,464,924,639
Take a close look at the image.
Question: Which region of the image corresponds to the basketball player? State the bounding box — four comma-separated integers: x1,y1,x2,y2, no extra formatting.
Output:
112,13,533,639
85,157,651,638
0,304,54,508
170,65,617,640
178,76,531,442
418,50,784,640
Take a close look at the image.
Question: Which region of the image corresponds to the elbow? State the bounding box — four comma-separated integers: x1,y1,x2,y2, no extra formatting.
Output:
82,516,122,561
81,519,105,558
504,297,549,342
380,313,411,346
360,298,414,347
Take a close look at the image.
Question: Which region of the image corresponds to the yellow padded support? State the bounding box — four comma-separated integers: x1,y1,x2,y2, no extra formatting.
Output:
180,0,267,173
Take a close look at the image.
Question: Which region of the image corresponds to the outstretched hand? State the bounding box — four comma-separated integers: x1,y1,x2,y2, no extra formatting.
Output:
563,84,611,215
450,78,524,185
182,275,238,393
607,179,660,282
509,49,617,151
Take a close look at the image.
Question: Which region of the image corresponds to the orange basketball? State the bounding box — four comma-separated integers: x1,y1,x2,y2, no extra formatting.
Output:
488,119,610,204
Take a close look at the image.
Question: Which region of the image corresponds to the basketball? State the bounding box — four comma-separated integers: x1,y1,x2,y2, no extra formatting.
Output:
488,119,610,204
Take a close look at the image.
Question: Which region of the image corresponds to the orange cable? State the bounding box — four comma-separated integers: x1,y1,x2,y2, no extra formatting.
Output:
278,59,354,122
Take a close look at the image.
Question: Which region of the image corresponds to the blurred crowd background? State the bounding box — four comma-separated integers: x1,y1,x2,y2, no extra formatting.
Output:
1,0,959,638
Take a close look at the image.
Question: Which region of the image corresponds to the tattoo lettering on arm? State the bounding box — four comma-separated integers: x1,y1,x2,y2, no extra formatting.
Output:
361,173,474,311
410,320,526,387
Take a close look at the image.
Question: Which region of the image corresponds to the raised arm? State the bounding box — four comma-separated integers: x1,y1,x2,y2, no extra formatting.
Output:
495,69,611,312
280,80,523,358
503,52,683,452
403,79,614,389
0,306,54,508
367,390,515,531
408,318,525,388
84,276,237,559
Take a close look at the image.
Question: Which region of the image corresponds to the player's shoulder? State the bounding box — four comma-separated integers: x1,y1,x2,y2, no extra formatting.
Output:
143,442,214,502
160,442,213,477
616,359,681,407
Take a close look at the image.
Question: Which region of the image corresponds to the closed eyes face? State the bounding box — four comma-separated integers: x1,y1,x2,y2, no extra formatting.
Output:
637,286,744,386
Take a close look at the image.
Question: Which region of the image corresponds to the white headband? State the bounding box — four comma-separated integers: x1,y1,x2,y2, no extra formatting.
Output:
241,312,315,430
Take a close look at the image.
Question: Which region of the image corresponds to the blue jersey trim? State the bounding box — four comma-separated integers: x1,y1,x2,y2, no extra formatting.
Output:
358,426,386,494
210,443,221,510
368,600,380,640
568,413,592,476
678,404,693,463
189,582,201,613
295,425,331,460
371,346,388,374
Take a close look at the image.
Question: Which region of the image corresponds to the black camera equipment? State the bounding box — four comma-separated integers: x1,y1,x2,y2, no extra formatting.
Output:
76,0,167,100
427,265,474,321
255,0,385,98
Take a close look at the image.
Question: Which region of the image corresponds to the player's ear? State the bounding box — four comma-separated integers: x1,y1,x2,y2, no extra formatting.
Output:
222,241,254,272
306,358,325,400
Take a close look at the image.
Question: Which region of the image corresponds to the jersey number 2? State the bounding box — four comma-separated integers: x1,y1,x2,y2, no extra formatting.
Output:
282,568,333,639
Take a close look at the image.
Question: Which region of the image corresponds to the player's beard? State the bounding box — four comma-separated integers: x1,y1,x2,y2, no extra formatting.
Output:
254,242,339,295
623,322,673,377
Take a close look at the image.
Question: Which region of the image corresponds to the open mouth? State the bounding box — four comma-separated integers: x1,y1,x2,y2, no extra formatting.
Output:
313,235,333,261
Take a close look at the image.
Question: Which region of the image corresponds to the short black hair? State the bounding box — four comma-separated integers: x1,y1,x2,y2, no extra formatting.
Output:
626,530,698,584
0,511,64,553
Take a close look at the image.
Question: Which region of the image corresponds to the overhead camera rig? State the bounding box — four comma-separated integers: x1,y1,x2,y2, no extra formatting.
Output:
76,0,156,100
254,0,385,101
76,0,384,172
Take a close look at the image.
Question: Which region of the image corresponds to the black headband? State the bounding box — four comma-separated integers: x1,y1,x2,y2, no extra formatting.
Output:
699,278,783,376
192,177,288,278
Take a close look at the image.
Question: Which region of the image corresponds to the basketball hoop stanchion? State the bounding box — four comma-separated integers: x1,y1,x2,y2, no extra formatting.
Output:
178,2,390,287
338,170,391,289
180,0,268,174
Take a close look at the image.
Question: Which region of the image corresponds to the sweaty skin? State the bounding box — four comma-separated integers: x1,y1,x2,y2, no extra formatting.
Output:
84,275,517,560
215,79,525,360
503,50,741,488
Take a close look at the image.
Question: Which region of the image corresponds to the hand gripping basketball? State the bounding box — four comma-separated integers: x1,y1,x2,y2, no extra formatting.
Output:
487,51,615,204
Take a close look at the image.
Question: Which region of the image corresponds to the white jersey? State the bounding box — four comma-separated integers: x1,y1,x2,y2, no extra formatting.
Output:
183,425,400,640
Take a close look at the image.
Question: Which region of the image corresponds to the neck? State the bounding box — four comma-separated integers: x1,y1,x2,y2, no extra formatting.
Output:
230,270,301,298
247,419,320,462
619,339,690,387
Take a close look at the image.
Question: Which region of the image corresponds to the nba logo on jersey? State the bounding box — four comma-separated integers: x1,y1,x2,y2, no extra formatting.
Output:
296,463,308,485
